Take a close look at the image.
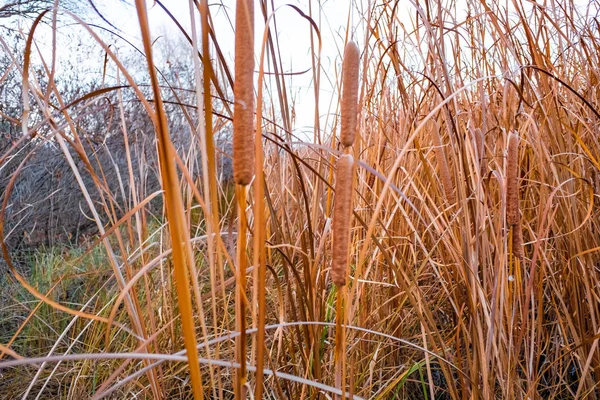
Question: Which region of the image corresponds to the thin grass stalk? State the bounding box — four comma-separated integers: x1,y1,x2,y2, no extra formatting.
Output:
134,1,204,398
254,8,275,398
235,186,249,399
306,9,327,377
20,9,47,137
335,285,347,400
189,1,221,396
198,0,226,308
308,0,322,146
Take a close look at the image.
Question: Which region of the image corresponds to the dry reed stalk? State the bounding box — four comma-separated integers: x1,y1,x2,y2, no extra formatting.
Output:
332,154,354,287
340,41,360,148
334,285,347,400
235,186,248,400
233,0,255,186
506,132,520,226
432,120,455,204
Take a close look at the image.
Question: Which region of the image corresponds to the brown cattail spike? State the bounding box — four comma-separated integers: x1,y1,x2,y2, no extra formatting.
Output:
340,41,360,148
233,0,255,186
432,120,455,204
512,223,524,260
506,132,520,226
473,127,484,164
332,154,354,287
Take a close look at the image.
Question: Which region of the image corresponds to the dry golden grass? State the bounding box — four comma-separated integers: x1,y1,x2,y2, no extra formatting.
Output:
1,0,600,399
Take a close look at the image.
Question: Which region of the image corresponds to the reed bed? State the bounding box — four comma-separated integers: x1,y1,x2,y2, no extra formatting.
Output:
1,0,600,399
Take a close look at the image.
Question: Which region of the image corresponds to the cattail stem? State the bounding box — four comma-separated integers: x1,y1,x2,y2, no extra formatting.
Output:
233,0,255,186
340,41,360,148
334,285,347,400
235,185,248,399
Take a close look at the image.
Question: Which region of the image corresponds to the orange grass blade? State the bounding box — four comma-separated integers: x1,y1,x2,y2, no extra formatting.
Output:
134,1,204,398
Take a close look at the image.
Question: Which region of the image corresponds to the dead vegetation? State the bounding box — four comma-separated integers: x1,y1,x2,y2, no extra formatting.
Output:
1,0,600,399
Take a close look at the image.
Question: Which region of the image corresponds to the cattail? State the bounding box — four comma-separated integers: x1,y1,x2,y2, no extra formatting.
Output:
340,41,360,148
332,154,354,287
473,127,484,164
512,223,524,261
233,0,255,185
506,132,520,226
432,120,455,204
473,127,486,177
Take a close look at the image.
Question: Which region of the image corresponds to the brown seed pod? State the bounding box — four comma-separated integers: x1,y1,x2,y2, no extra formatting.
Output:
506,132,520,226
233,0,255,186
332,154,354,287
340,41,360,148
473,127,484,164
512,224,524,261
432,119,455,204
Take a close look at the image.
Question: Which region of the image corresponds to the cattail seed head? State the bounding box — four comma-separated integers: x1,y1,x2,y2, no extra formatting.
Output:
233,0,255,186
340,41,360,148
512,224,524,260
506,132,520,226
432,120,455,204
332,154,354,287
473,127,484,163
